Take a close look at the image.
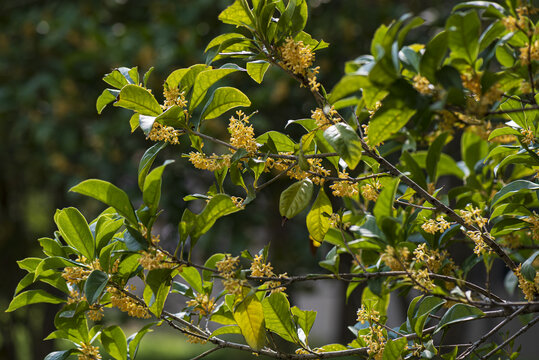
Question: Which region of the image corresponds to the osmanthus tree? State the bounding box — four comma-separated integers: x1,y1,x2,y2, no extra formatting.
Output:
7,0,539,359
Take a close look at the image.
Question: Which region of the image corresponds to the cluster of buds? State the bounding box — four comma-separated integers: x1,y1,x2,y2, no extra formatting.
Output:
228,110,258,155
216,254,245,296
380,246,410,271
360,179,382,201
108,286,151,319
186,293,215,316
330,171,359,198
138,249,176,270
250,254,287,294
524,212,539,241
77,342,101,360
278,37,320,92
421,216,452,234
188,152,232,171
311,106,339,130
412,74,435,95
147,122,182,145
162,86,188,110
515,265,538,301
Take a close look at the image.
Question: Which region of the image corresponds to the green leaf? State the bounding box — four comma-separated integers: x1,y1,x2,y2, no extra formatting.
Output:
257,131,296,153
373,178,399,221
44,350,76,360
461,131,488,172
203,254,227,282
143,269,173,317
367,102,416,147
435,304,484,333
219,0,255,29
190,68,239,111
420,31,448,83
179,266,203,294
491,180,539,207
205,33,247,53
521,251,539,282
165,68,189,90
211,325,242,337
127,322,156,360
279,179,314,219
426,132,449,181
201,86,251,120
103,68,130,89
306,188,332,243
323,123,363,169
54,207,95,260
192,194,242,239
411,152,464,178
6,290,65,312
138,142,167,192
114,84,162,117
262,292,298,343
446,11,480,64
411,296,446,336
328,75,370,104
246,61,270,84
382,337,407,360
101,326,128,360
233,295,266,350
96,89,119,114
143,160,174,212
499,98,527,129
453,1,505,18
488,126,521,141
70,179,138,225
291,306,316,339
84,270,109,305
400,151,427,189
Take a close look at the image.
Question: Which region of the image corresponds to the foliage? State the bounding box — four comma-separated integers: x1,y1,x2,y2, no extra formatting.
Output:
6,1,539,359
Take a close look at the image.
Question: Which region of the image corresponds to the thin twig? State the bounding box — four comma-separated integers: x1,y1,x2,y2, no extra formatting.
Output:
394,199,437,210
189,346,222,360
481,316,539,359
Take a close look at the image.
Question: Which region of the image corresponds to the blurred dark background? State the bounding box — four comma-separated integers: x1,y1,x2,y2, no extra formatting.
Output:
0,1,478,359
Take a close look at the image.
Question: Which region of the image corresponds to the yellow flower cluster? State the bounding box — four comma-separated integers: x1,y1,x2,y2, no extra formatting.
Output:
459,206,488,228
412,74,434,95
67,289,87,305
216,254,245,296
500,233,521,249
330,171,359,198
186,293,215,316
250,254,287,294
162,87,188,110
519,40,539,65
188,152,232,171
413,243,451,273
380,246,410,271
186,333,207,344
138,249,175,270
78,343,101,360
520,128,535,145
279,37,314,76
421,216,451,234
360,324,385,360
147,122,181,144
515,265,538,301
109,286,151,319
466,230,491,256
356,305,380,325
411,268,435,292
311,106,339,130
229,110,258,155
231,196,245,209
501,16,519,32
87,306,104,322
361,179,382,201
264,156,329,185
62,257,101,285
328,213,351,230
524,212,539,241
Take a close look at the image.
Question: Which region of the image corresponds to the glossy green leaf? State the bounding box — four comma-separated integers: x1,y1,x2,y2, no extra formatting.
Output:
373,178,399,221
382,337,407,360
96,89,119,114
412,296,446,336
306,188,332,243
143,268,173,317
143,160,174,212
262,292,298,343
426,132,449,181
190,68,239,111
179,266,203,294
192,194,242,239
201,87,251,120
138,142,167,191
434,304,484,333
446,11,480,64
323,123,362,169
367,103,416,147
488,126,521,141
101,325,128,360
279,179,314,219
291,306,316,339
114,84,162,116
6,290,65,312
257,131,296,153
44,350,76,360
70,179,138,225
165,68,189,90
246,61,270,84
461,131,487,172
127,322,156,360
491,180,539,207
84,270,109,305
419,31,448,82
233,295,266,350
211,325,242,337
103,68,130,89
54,207,95,260
219,0,255,29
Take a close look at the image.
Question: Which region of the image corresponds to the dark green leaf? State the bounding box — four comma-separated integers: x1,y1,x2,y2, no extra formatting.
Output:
446,11,480,64
426,132,449,181
491,180,539,207
54,207,95,260
435,304,484,333
192,195,242,239
84,270,109,305
44,350,76,360
101,326,128,360
70,180,138,225
143,160,174,212
6,290,65,312
521,251,539,282
323,123,362,170
382,337,407,360
127,322,156,360
190,68,239,111
201,87,251,120
262,292,298,343
279,179,314,219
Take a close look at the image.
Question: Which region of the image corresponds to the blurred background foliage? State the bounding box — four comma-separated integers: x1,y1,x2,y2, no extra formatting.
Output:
0,0,460,358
